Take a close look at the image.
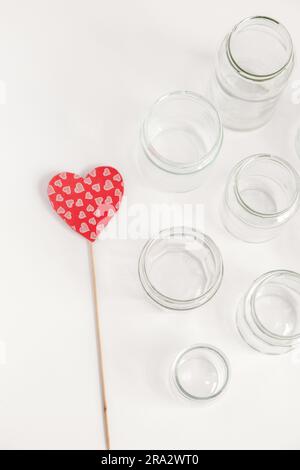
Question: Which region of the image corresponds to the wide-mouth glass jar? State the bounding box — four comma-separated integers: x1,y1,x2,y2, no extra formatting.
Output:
139,91,223,192
237,271,300,355
171,344,230,401
138,227,223,310
222,154,300,243
210,16,294,130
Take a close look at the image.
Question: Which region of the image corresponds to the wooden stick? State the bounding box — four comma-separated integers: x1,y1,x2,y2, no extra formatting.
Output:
89,242,111,450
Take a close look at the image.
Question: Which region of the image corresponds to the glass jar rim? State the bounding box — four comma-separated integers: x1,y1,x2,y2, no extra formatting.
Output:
138,227,223,310
233,154,300,219
226,16,294,81
141,91,223,175
172,344,230,401
249,270,300,341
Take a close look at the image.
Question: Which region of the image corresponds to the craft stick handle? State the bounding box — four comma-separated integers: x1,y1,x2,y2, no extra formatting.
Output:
89,242,111,450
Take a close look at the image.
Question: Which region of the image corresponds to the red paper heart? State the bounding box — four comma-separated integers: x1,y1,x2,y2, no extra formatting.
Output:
48,166,124,242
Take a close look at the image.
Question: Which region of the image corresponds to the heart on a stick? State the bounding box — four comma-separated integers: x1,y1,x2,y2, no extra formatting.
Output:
48,166,124,242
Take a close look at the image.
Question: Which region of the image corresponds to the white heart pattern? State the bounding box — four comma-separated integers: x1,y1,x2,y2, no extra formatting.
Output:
79,223,89,233
103,168,111,176
75,183,84,193
92,184,100,192
66,199,74,208
48,185,55,195
104,180,114,191
64,211,72,220
105,196,112,204
113,174,121,182
63,186,71,195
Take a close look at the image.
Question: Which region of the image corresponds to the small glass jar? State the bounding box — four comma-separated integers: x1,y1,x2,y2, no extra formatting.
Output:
138,227,223,310
222,154,300,243
237,271,300,355
139,91,223,192
171,344,230,401
210,16,294,130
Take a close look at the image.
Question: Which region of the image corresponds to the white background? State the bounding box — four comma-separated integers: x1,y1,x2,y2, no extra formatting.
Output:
0,0,300,450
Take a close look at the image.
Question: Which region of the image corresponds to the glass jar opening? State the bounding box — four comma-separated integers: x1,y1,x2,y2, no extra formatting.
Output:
138,227,223,310
251,271,300,340
234,155,300,218
227,16,294,80
173,345,230,401
141,91,222,175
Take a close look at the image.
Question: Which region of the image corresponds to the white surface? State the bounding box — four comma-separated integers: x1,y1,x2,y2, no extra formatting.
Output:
0,0,300,450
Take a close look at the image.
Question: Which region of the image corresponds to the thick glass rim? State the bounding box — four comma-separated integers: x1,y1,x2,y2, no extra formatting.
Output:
141,91,223,175
249,270,300,341
138,227,223,310
172,344,230,401
233,154,300,219
226,16,294,81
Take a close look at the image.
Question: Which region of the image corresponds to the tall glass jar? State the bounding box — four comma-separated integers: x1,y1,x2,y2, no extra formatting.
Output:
210,16,294,130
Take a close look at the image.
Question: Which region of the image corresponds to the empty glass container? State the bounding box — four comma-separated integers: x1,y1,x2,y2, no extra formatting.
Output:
210,16,294,130
138,227,223,310
171,344,230,401
139,91,223,192
237,271,300,355
222,154,300,243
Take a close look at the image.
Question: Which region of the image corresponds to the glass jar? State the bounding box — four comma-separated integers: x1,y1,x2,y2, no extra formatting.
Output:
139,91,223,192
171,344,230,401
210,16,294,130
221,154,300,243
237,271,300,355
138,227,223,310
